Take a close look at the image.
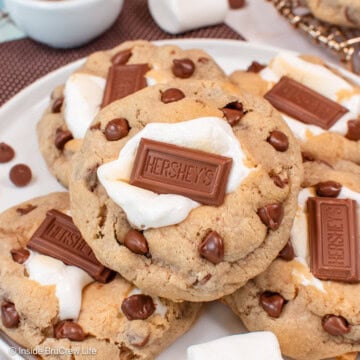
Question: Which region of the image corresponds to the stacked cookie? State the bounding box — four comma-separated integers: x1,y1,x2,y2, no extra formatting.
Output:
1,39,360,359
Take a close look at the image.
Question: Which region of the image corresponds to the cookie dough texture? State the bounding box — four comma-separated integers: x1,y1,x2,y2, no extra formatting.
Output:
0,193,201,360
37,40,227,188
224,163,360,360
306,0,360,28
70,79,303,302
230,58,360,166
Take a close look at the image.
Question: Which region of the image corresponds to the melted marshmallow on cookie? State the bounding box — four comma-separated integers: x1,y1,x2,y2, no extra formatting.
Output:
64,71,163,139
260,54,360,141
25,250,93,320
290,186,360,292
97,117,251,229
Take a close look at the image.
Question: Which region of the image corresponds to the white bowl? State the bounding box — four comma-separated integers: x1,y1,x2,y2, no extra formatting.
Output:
4,0,124,48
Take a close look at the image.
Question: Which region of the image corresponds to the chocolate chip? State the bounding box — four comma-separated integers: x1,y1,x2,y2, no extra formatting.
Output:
0,142,15,163
246,61,266,73
16,204,37,215
10,249,30,264
9,164,32,187
54,320,85,341
260,292,285,318
270,174,287,189
301,152,315,162
104,118,129,141
161,88,185,104
124,230,149,256
90,123,101,131
111,49,132,65
278,240,295,261
346,120,360,141
121,294,155,320
172,58,195,78
267,131,289,152
129,334,150,347
51,97,64,113
257,203,284,231
199,231,224,265
322,315,351,336
221,102,244,126
315,181,342,198
1,301,20,328
228,0,246,9
221,108,244,127
55,128,73,150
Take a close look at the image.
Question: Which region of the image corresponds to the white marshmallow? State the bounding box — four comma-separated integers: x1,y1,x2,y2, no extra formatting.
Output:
148,0,229,35
97,117,251,230
187,332,283,360
64,73,106,139
25,251,93,320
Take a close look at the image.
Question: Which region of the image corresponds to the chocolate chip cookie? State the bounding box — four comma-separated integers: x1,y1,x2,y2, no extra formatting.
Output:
306,0,360,28
224,161,360,360
230,53,360,168
0,193,201,359
37,40,227,187
69,79,303,302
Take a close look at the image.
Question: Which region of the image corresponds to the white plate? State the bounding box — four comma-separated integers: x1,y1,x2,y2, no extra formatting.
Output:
1,39,359,360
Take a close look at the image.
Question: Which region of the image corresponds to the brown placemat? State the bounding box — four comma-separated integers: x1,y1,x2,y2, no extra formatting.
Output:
0,0,243,107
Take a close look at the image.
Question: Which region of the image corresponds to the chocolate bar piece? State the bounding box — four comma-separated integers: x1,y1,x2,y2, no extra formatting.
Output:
27,210,115,283
101,64,149,107
265,77,348,130
130,138,232,206
308,197,360,282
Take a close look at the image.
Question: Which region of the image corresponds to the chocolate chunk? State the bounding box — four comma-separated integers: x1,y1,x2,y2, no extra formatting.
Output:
124,230,149,256
346,120,360,141
55,128,73,150
228,0,246,9
278,240,295,261
16,204,37,215
104,118,129,141
130,138,232,206
172,58,195,79
101,64,149,107
54,321,86,341
270,174,287,189
161,88,185,104
267,131,289,152
27,209,115,283
1,301,20,328
260,292,285,318
111,49,132,65
51,97,64,113
315,181,342,198
308,197,360,282
10,248,30,264
9,164,32,187
322,315,351,336
198,57,209,64
0,142,15,163
265,77,348,130
247,61,266,73
257,203,284,231
199,231,224,265
121,294,155,320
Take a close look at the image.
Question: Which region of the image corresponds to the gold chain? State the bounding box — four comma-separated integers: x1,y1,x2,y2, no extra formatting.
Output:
267,0,360,73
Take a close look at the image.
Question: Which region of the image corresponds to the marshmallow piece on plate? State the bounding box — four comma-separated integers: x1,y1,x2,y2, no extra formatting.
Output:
187,332,283,360
148,0,229,35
